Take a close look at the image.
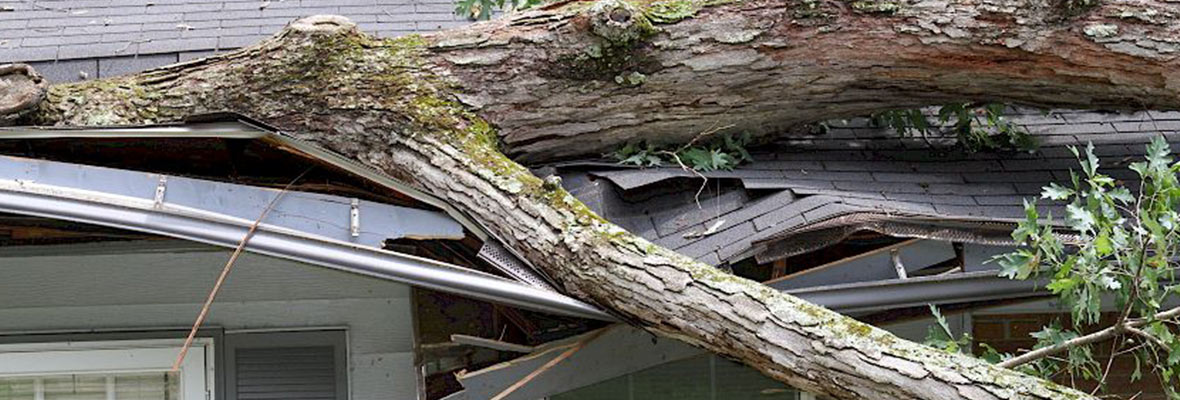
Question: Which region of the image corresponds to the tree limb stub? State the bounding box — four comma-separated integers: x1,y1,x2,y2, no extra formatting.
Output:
4,0,1168,397
0,64,48,126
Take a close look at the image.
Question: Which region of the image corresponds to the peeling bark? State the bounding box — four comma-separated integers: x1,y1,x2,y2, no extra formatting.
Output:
6,0,1178,397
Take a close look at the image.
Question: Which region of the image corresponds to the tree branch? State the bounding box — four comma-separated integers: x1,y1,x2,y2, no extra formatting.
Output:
1000,304,1180,369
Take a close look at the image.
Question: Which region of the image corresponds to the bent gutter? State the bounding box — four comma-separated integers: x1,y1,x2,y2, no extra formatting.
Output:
0,166,613,321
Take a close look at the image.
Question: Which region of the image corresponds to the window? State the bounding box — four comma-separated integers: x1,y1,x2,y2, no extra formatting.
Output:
551,354,805,400
0,339,212,400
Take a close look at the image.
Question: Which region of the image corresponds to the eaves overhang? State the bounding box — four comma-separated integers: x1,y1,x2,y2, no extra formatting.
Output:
0,119,613,321
0,114,489,241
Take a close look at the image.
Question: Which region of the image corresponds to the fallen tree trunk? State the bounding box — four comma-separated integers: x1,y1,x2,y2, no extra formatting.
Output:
5,0,1178,397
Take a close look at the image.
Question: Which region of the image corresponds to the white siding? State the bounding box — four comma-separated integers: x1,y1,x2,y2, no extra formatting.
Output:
0,242,417,400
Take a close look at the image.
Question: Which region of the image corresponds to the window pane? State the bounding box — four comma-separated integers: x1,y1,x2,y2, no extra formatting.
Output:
0,377,34,400
0,372,179,400
551,354,801,400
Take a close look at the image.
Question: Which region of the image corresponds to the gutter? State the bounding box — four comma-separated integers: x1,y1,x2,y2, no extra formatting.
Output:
0,156,613,321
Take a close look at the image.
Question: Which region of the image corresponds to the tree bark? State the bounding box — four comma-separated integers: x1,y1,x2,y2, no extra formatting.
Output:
6,0,1178,397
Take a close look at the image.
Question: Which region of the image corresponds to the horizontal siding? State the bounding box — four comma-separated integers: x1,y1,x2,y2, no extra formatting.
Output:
0,242,417,400
0,242,409,309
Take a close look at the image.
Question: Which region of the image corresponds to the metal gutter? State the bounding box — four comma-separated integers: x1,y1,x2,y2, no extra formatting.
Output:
0,121,268,139
0,158,613,321
0,118,491,241
261,132,490,241
786,270,1048,314
0,155,465,247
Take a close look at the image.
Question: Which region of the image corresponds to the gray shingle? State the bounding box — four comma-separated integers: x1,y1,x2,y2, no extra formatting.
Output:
262,6,339,17
971,195,1033,206
831,180,926,194
964,171,1054,183
0,45,57,62
925,183,1017,196
741,178,833,191
752,195,839,231
63,42,133,59
1000,158,1080,171
801,202,860,223
822,160,913,172
881,192,977,206
218,34,266,48
97,53,177,77
932,204,1026,219
650,189,748,237
781,169,871,181
178,49,221,61
0,18,27,29
713,190,795,227
910,160,1003,173
220,17,291,28
871,172,964,183
1029,122,1115,136
139,37,216,54
28,58,97,82
675,221,755,260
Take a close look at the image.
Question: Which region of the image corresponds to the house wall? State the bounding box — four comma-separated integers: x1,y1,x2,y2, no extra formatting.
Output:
0,241,417,400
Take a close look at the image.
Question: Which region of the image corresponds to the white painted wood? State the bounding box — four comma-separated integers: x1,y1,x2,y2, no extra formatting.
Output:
0,339,208,400
0,245,409,309
768,240,956,290
443,326,703,400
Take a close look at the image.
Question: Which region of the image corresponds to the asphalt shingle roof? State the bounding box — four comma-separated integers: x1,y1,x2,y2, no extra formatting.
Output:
0,0,472,63
554,109,1180,266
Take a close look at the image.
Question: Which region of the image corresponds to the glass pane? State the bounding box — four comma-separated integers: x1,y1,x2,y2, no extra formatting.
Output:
0,372,179,400
629,355,711,400
0,377,34,400
551,354,801,400
713,357,796,400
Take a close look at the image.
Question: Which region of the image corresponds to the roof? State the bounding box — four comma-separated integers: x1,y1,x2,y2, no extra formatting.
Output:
553,108,1180,266
0,0,471,72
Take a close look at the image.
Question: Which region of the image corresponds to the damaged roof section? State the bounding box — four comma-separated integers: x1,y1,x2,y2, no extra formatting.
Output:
0,115,609,320
551,108,1180,266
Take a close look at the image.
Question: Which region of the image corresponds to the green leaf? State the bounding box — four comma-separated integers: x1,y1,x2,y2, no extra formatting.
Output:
1094,234,1113,255
1066,203,1096,233
678,148,712,170
1041,182,1075,201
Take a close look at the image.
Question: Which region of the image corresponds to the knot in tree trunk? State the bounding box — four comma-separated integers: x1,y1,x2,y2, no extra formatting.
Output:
588,0,653,44
284,15,360,38
0,63,48,126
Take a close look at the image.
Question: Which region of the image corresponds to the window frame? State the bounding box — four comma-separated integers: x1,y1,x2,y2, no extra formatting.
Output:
223,329,348,400
0,338,214,400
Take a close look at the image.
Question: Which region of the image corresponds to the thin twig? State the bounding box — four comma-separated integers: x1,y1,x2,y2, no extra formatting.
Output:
1091,337,1120,396
171,167,313,371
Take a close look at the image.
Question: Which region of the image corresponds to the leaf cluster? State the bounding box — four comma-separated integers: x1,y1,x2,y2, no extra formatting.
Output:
993,137,1180,397
871,103,1037,152
923,306,1014,370
610,133,753,172
455,0,545,20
